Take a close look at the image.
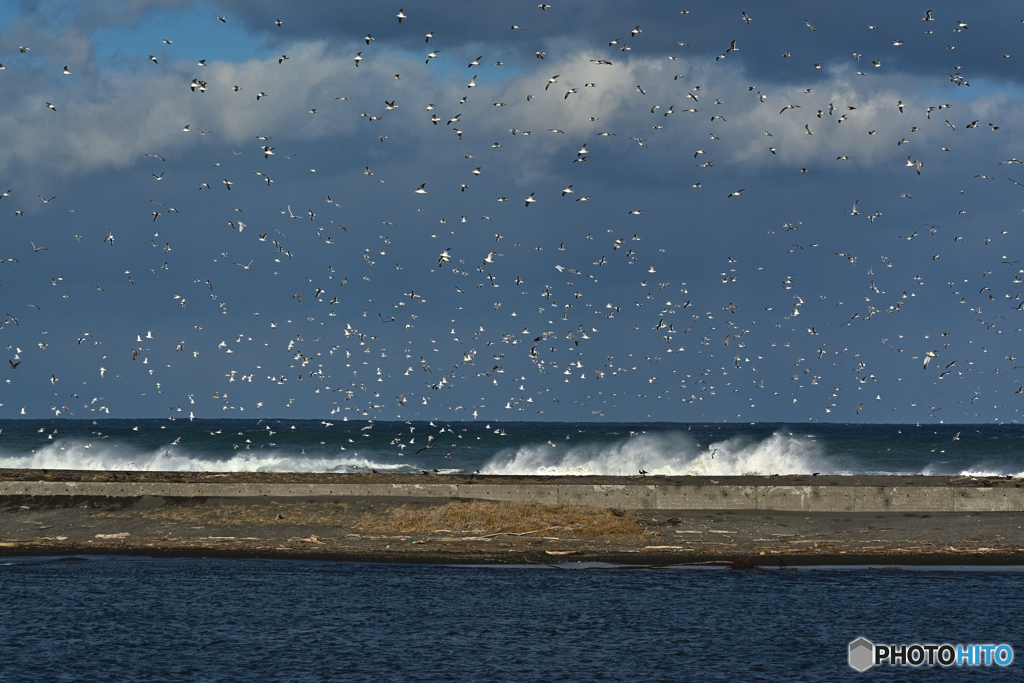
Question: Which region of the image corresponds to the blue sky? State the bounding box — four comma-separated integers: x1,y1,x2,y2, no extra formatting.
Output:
2,1,1024,423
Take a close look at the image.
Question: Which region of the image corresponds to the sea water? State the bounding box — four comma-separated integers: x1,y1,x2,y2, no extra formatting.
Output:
3,423,1023,679
1,418,1024,476
1,556,1021,681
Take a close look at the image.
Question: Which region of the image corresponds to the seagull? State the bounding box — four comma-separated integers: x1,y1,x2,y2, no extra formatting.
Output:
727,188,745,198
717,39,737,60
415,183,427,194
354,52,363,67
923,350,938,369
396,8,406,23
525,193,536,207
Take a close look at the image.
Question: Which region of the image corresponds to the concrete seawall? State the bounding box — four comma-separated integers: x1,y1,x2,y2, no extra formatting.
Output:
4,471,1024,565
2,472,1022,513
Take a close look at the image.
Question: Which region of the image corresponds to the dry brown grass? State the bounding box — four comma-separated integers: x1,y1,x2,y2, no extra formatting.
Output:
88,499,644,537
91,501,348,527
354,501,643,536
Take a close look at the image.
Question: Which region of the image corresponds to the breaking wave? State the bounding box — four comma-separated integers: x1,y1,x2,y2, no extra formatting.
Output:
481,432,834,476
5,430,1022,477
0,441,413,473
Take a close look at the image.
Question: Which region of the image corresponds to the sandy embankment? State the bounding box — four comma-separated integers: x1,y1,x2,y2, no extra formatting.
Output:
2,470,1023,565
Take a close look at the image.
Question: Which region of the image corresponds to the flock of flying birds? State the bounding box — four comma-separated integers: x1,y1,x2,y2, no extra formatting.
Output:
3,5,1024,424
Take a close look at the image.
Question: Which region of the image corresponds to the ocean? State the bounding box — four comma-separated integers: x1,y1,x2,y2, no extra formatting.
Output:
1,419,1023,477
1,556,1020,681
4,421,1023,679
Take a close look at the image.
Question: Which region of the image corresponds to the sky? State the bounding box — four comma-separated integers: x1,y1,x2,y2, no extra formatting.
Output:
2,0,1024,423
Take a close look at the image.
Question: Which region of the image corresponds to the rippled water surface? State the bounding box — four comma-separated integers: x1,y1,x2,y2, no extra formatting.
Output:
1,557,1021,681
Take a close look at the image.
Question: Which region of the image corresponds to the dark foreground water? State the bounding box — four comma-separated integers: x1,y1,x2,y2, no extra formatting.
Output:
1,557,1021,681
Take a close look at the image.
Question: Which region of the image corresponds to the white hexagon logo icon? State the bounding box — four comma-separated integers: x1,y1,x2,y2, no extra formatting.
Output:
849,637,874,672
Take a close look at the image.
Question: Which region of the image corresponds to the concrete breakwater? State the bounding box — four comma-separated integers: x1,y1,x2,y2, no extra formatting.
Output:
2,471,1022,513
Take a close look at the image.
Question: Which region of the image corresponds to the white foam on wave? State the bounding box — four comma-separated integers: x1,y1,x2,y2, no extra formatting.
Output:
917,461,1024,477
954,467,1024,478
0,441,411,473
481,431,832,476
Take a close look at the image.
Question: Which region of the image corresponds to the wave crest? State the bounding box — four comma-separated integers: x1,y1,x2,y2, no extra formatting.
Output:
0,441,411,473
481,432,830,476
